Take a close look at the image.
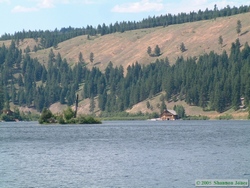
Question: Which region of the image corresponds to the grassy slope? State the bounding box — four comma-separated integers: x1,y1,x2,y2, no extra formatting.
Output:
30,12,250,70
1,13,250,118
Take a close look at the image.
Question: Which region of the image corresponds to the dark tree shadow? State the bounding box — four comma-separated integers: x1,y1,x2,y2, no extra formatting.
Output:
240,30,249,36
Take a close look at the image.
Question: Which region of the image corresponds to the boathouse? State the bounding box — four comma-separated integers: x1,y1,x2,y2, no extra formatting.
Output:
160,109,178,120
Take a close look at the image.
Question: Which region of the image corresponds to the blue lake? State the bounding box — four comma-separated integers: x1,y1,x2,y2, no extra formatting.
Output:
0,120,250,188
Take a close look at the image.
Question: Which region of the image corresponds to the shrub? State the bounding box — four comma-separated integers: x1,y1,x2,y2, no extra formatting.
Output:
57,115,66,124
217,114,233,120
39,108,54,124
63,107,75,121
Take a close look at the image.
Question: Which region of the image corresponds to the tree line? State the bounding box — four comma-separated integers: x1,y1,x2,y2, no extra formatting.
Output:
1,39,250,114
0,5,249,48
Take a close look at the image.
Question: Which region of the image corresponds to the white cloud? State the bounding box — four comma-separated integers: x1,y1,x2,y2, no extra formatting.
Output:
82,0,96,4
11,0,55,13
112,0,164,13
11,5,38,13
37,0,55,8
0,0,10,3
56,0,104,4
192,0,208,6
10,0,103,13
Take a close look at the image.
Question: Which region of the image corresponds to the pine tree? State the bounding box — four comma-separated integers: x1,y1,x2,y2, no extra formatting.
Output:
89,97,95,113
90,52,94,63
146,101,150,109
154,45,161,56
218,35,223,48
0,84,4,111
147,46,152,56
236,20,242,36
173,105,186,118
48,49,55,63
213,4,218,20
78,52,84,64
248,105,250,119
232,75,241,110
17,74,23,86
160,100,167,113
180,42,186,52
98,91,107,111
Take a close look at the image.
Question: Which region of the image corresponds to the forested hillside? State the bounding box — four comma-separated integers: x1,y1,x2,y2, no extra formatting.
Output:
0,39,250,115
0,5,250,118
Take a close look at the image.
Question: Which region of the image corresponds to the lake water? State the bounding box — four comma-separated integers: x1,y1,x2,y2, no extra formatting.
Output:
0,120,250,188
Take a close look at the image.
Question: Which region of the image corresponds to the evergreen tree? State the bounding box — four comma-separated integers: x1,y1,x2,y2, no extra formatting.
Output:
154,45,161,56
180,42,186,52
90,52,94,63
17,74,24,86
98,91,107,111
173,105,186,118
25,46,31,54
147,46,152,56
236,20,242,36
78,52,84,64
0,84,4,111
248,105,250,119
232,75,241,110
218,35,223,48
89,97,95,113
160,100,167,113
213,4,218,20
48,49,55,63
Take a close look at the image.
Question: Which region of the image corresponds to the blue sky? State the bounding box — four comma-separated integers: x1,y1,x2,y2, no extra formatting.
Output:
0,0,249,35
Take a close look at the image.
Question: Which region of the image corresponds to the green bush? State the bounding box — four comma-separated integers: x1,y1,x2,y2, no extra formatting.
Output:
217,114,233,120
67,118,77,124
183,115,210,120
38,106,101,124
248,106,250,119
63,107,75,121
77,115,101,124
1,114,15,121
39,108,54,124
57,115,66,124
77,115,87,124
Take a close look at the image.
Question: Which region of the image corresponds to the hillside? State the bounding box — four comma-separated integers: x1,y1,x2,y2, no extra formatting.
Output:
1,12,250,119
126,93,248,120
1,12,249,72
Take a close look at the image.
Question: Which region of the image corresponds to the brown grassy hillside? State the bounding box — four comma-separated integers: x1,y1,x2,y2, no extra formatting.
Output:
34,13,250,71
1,13,249,71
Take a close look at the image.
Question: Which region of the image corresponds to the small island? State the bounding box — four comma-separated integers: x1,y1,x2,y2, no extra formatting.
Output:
39,107,101,124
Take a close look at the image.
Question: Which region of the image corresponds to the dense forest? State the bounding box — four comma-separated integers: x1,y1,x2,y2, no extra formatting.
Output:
0,38,250,114
0,5,249,48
